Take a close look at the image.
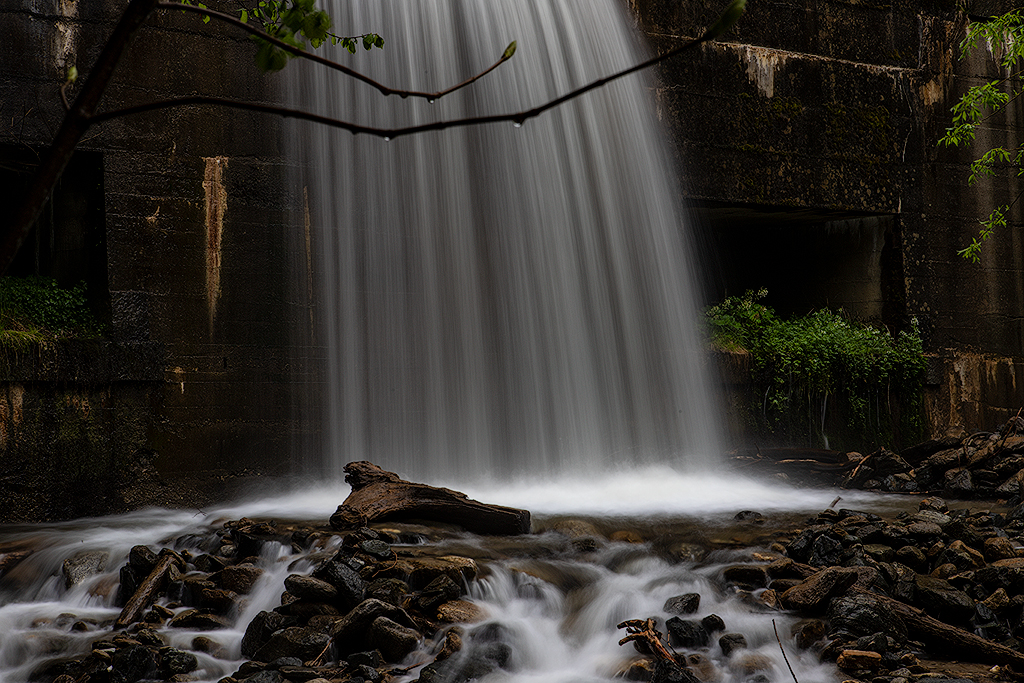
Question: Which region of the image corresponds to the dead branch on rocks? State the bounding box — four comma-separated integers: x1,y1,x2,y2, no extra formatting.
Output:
617,618,677,662
330,461,531,535
114,550,179,629
862,591,1024,669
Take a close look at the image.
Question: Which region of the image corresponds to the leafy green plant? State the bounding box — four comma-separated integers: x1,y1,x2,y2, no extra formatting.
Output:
706,290,926,449
938,9,1023,262
0,277,105,347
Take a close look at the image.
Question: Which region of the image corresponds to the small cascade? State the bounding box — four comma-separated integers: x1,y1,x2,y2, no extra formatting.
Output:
288,0,720,481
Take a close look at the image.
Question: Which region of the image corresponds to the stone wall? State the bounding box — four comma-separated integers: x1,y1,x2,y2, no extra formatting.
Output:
632,0,1024,440
1,0,321,520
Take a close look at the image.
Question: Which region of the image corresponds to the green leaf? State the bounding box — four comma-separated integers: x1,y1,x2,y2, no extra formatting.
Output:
240,9,248,23
66,65,78,83
503,41,517,59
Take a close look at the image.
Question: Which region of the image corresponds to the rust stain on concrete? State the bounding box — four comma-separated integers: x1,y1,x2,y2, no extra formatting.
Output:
203,156,229,333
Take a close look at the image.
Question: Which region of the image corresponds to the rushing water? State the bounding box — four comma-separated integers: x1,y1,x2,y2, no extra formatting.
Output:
0,480,879,683
288,0,719,482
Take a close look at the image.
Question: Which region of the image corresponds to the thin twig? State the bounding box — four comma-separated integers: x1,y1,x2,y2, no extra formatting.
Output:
773,619,799,683
158,2,513,101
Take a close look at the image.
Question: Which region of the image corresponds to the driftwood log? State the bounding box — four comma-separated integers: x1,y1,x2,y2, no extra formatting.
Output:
867,591,1024,668
329,461,531,535
114,550,180,629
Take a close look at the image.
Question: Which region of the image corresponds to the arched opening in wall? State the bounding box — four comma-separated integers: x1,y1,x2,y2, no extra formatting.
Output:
1,144,110,325
696,201,904,328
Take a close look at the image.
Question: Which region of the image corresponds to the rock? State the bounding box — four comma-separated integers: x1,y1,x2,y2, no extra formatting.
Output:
252,627,330,664
284,574,339,603
111,644,157,683
701,614,725,634
836,649,882,671
982,587,1010,613
199,587,239,614
331,599,416,655
919,497,949,513
241,611,289,659
407,556,477,589
791,619,826,649
431,628,462,663
62,551,108,589
907,522,943,539
914,576,976,623
984,537,1019,562
663,593,700,615
436,599,486,623
895,545,928,572
729,653,774,677
191,636,227,659
216,564,265,594
944,468,974,496
718,633,747,656
168,609,232,630
242,671,284,683
159,648,198,676
808,534,844,567
550,519,603,539
666,617,709,648
369,615,420,662
781,566,859,612
365,577,408,606
827,593,907,641
721,565,767,589
937,540,985,571
651,660,700,683
416,575,462,613
312,560,365,609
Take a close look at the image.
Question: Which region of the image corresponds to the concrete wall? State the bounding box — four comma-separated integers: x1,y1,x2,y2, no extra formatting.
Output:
632,0,1024,438
1,0,321,519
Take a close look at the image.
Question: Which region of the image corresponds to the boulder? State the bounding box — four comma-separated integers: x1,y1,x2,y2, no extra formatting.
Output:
666,617,709,648
284,574,339,603
663,593,700,615
718,633,747,656
781,566,859,612
252,627,330,664
914,576,976,624
216,564,265,594
369,615,420,662
827,593,907,642
62,551,108,589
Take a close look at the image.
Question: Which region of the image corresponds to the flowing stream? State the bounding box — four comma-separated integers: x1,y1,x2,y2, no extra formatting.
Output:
0,480,895,683
288,0,719,481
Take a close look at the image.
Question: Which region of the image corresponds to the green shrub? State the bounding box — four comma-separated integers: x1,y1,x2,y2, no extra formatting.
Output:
0,276,105,347
706,289,926,450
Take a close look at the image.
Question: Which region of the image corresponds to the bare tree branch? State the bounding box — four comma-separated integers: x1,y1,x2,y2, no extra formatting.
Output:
92,27,719,138
158,2,515,102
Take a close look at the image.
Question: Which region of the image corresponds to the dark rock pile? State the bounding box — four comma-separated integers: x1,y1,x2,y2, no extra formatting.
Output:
34,519,486,683
721,498,1024,682
841,417,1024,499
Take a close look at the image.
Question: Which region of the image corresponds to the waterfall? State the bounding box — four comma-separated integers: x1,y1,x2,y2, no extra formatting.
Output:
288,0,720,482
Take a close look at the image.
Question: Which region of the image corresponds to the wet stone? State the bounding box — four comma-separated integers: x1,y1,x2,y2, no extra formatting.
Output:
359,540,393,560
663,593,700,615
666,617,709,648
217,564,265,594
718,633,747,656
284,574,339,603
